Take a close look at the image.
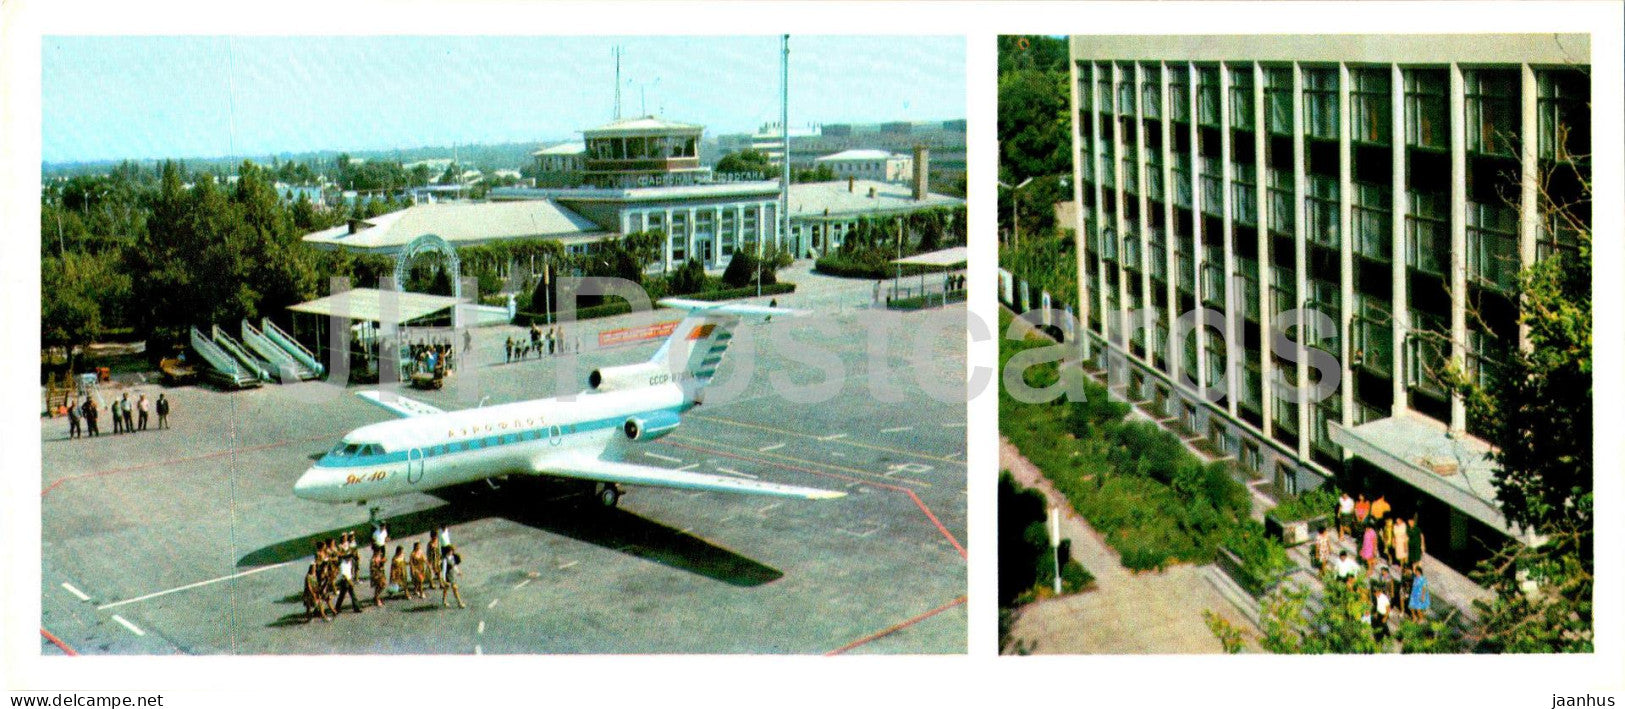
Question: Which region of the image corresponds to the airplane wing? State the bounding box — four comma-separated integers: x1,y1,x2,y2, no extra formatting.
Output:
538,455,845,500
355,390,447,418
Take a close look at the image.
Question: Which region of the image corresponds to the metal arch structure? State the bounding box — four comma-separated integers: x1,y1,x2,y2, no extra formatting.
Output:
393,233,462,301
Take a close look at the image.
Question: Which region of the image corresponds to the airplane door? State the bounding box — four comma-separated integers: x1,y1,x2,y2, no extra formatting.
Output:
549,424,563,446
407,447,425,485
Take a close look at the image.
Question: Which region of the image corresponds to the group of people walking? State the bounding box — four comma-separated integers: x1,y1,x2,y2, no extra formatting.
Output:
1313,492,1432,640
506,323,570,363
302,524,464,623
66,391,170,439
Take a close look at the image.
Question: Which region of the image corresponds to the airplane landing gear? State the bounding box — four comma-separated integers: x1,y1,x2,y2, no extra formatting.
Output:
595,483,622,508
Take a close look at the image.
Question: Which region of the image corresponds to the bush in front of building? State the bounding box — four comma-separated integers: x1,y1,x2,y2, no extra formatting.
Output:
720,245,792,288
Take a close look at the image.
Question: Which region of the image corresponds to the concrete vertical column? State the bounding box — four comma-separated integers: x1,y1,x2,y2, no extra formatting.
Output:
1518,64,1539,352
1219,62,1239,415
757,203,767,257
1255,62,1272,436
1134,62,1154,367
1161,62,1178,384
1091,64,1108,355
664,208,675,271
1293,63,1311,462
1338,64,1356,431
1189,62,1207,397
715,205,725,264
1067,45,1093,359
1111,62,1129,364
1448,63,1468,433
687,207,698,267
1391,64,1410,415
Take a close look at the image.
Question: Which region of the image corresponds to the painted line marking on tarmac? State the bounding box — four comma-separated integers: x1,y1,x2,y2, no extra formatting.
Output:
60,582,90,602
98,562,291,610
880,426,913,434
111,615,145,637
477,621,485,635
487,598,500,609
642,452,683,464
671,435,932,489
818,433,848,442
715,467,757,479
757,442,785,452
676,463,700,471
757,502,783,516
475,645,483,655
693,415,963,465
513,579,531,590
558,561,578,570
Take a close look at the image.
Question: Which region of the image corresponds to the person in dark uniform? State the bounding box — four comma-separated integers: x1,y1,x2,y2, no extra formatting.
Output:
82,397,99,437
67,400,81,439
156,394,170,429
111,395,124,434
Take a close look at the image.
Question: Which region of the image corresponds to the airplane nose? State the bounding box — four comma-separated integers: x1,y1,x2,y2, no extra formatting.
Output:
293,468,323,500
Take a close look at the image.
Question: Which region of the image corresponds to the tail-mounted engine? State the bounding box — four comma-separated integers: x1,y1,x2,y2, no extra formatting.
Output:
588,362,670,392
622,410,682,441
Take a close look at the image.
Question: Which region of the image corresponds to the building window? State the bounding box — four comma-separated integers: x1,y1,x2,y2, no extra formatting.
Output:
1266,168,1294,236
1270,265,1296,320
1265,67,1293,136
1201,244,1225,309
1123,231,1142,270
1465,69,1519,156
1232,160,1257,226
1467,200,1519,291
1352,182,1391,261
1303,68,1339,140
1169,71,1191,123
1177,235,1197,295
646,212,665,234
1404,69,1448,150
1141,64,1162,119
1149,227,1168,281
1305,175,1339,248
1101,228,1118,262
1351,68,1391,144
1077,69,1093,114
1465,329,1507,392
741,209,758,248
720,210,736,257
1197,67,1222,127
1146,152,1165,201
1098,66,1114,115
627,212,644,234
1172,156,1193,209
1405,190,1449,276
1118,71,1137,116
1305,277,1339,353
1229,63,1255,129
1406,312,1450,399
1200,156,1223,217
1122,151,1139,195
1351,295,1393,377
1538,69,1590,161
1235,256,1261,321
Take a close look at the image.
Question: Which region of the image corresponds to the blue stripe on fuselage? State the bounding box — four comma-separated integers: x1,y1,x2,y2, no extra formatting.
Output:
313,403,689,469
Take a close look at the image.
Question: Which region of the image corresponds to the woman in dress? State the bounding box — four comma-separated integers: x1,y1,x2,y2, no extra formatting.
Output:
1409,563,1431,621
1360,523,1379,574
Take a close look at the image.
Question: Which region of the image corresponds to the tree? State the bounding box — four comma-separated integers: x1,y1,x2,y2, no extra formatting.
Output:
666,258,707,296
41,251,131,373
715,149,772,177
1454,148,1594,653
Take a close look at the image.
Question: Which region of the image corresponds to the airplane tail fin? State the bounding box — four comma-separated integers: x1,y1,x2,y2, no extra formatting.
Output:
650,298,796,401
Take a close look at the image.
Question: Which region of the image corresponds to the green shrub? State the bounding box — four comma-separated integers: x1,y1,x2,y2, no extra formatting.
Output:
1269,485,1339,522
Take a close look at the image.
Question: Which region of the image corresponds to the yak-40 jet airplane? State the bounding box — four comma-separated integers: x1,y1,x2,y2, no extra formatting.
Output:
293,298,844,516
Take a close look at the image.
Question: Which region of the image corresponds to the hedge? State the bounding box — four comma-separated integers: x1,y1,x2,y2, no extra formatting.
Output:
814,255,956,280
513,282,797,325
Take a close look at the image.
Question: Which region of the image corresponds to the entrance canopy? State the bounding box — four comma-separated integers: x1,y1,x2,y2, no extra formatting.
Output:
288,288,460,325
1329,413,1531,543
891,246,968,268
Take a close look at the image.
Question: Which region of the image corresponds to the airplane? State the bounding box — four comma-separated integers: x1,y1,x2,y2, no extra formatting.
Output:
293,298,845,517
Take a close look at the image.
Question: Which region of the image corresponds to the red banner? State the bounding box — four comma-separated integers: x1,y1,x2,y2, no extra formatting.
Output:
598,320,678,347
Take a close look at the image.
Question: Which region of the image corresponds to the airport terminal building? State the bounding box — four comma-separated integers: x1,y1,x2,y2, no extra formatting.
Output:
1064,35,1590,568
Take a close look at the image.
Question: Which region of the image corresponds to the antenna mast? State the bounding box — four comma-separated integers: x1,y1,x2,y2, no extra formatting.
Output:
613,46,623,120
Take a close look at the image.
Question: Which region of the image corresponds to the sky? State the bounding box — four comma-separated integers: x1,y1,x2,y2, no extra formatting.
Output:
42,35,965,165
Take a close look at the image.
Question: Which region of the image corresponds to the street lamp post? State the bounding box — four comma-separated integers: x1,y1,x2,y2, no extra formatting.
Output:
998,177,1035,249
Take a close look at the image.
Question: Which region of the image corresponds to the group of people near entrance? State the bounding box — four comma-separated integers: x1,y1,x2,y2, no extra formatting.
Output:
1312,492,1432,640
302,524,463,623
65,391,170,439
505,323,570,363
406,338,455,377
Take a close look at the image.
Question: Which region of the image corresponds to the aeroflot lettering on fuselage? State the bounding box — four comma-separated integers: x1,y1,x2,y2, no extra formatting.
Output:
448,415,548,440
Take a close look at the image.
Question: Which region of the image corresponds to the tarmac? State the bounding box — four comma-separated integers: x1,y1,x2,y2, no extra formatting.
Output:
40,267,967,655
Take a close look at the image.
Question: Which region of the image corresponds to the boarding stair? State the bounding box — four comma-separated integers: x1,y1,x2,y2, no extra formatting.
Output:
212,325,276,383
241,319,321,381
259,318,325,378
190,326,263,389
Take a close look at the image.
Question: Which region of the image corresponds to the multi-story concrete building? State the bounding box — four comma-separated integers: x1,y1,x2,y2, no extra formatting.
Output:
1065,35,1590,569
814,149,914,182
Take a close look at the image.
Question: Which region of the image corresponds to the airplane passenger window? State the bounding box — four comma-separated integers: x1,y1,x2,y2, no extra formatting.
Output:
343,444,361,456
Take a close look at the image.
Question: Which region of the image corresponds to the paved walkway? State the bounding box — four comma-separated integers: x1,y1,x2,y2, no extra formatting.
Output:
1001,438,1247,654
